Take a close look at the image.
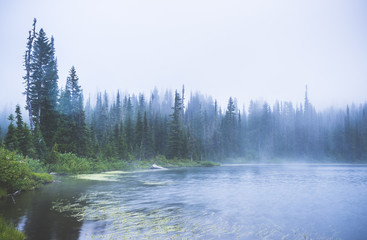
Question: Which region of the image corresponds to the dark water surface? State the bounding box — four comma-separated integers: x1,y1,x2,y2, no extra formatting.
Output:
1,164,367,240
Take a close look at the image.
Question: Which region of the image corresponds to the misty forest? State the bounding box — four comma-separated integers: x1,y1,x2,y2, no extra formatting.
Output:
1,20,367,164
1,18,367,240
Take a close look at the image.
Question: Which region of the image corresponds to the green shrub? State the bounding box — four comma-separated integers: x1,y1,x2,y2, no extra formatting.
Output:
49,152,91,174
48,151,131,174
0,148,52,194
0,217,25,240
26,158,46,173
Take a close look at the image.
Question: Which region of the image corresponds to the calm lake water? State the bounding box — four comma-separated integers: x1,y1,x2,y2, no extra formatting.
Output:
1,164,367,240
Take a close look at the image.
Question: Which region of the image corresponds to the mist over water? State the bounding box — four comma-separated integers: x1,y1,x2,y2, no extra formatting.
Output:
1,164,367,240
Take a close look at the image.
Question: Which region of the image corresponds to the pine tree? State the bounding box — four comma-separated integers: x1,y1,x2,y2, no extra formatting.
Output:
135,110,144,157
115,121,128,159
28,27,59,148
167,91,185,159
4,114,18,151
55,66,89,156
222,97,237,156
15,105,33,156
40,36,59,148
124,97,134,152
23,18,37,131
142,111,154,158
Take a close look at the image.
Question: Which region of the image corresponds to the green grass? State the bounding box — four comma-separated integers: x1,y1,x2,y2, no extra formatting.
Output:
0,217,25,240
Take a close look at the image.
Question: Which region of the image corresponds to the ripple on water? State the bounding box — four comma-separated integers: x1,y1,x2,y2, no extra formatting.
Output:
45,165,367,240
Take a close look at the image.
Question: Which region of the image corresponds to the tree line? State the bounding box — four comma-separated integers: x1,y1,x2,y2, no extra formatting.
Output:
1,19,367,162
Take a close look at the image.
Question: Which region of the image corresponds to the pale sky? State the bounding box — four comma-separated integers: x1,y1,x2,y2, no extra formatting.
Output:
0,0,366,111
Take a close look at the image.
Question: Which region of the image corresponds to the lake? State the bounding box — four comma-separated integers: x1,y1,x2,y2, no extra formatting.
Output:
1,164,367,240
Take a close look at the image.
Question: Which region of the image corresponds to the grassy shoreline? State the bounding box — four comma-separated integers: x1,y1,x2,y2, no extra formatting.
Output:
48,151,220,175
1,147,219,196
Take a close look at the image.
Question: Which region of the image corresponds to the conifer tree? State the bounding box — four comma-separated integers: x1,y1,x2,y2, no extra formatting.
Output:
23,18,37,131
142,111,154,158
15,105,33,156
27,27,59,148
4,114,18,151
135,110,144,157
167,91,185,159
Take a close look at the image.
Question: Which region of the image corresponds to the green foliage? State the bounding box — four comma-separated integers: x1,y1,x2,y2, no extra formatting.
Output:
4,114,17,151
47,150,131,174
0,187,6,198
199,161,220,167
25,157,46,173
0,217,25,240
0,148,52,194
48,151,91,174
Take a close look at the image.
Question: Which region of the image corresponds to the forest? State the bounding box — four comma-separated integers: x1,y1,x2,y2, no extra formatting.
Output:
1,19,367,166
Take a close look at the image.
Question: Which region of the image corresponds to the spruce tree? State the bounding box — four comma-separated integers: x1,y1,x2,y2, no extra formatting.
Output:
167,91,184,159
135,110,144,156
23,18,37,131
28,27,59,148
15,105,33,156
4,114,18,151
142,111,154,158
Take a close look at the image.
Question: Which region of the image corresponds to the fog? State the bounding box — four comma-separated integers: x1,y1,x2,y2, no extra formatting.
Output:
1,0,367,111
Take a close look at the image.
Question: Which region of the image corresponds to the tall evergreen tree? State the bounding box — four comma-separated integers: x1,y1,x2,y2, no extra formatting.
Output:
142,111,154,158
27,27,59,148
15,105,33,156
135,110,144,156
4,114,18,151
23,18,37,131
167,91,185,159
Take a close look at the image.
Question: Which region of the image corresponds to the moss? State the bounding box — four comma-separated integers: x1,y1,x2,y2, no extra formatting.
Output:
0,217,25,240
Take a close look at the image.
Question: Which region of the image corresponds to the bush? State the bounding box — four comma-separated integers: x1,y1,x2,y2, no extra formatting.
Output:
0,148,52,194
48,151,131,174
26,158,47,173
0,217,25,240
49,152,91,174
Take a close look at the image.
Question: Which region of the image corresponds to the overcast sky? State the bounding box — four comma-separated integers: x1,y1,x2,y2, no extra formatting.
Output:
0,0,366,111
